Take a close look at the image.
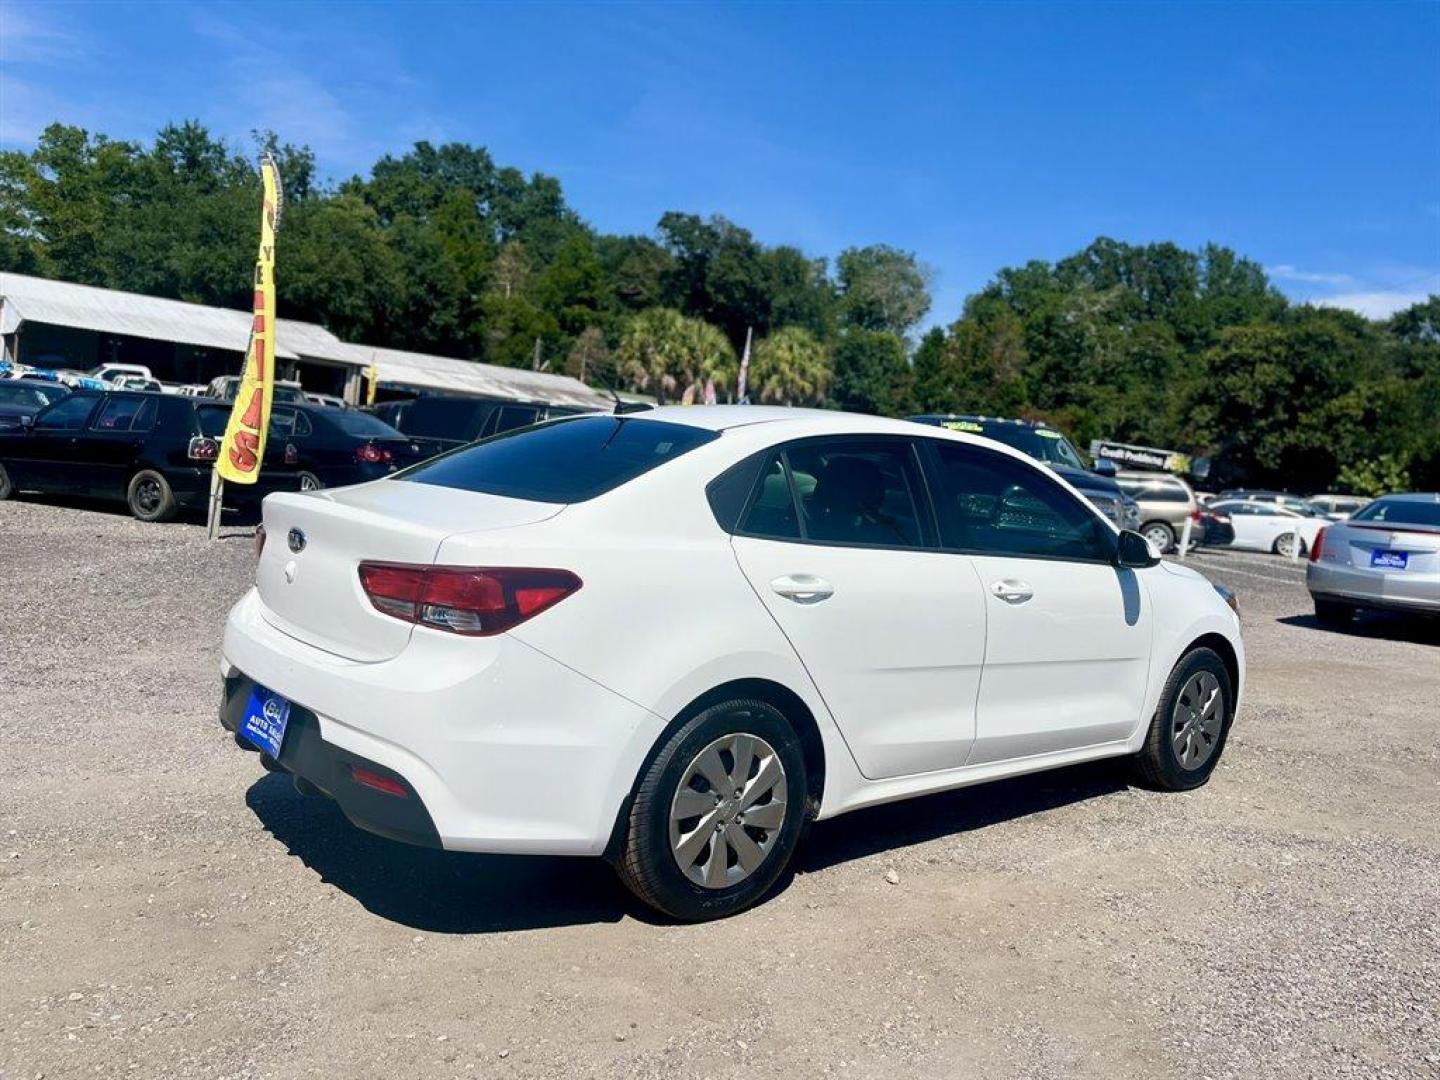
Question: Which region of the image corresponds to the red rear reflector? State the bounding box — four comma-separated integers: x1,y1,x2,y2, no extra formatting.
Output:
357,563,581,636
350,765,409,798
1309,526,1325,562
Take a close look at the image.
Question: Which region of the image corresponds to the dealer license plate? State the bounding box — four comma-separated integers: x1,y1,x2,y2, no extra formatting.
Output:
1370,550,1408,570
239,685,292,757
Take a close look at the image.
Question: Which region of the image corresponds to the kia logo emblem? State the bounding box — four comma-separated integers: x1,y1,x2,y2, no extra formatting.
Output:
287,528,306,553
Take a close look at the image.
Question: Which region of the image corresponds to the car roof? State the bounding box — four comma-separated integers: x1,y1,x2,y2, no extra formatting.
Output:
908,413,1054,429
627,405,931,435
1371,492,1440,503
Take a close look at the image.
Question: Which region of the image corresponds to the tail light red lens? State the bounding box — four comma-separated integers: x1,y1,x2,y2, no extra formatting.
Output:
1309,526,1326,562
357,563,582,636
188,436,219,461
355,443,394,464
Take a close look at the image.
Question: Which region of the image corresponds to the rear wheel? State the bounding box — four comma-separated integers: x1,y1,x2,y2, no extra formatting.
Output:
297,471,323,492
1132,647,1233,791
617,698,807,921
1314,598,1355,628
1142,521,1175,555
126,469,177,523
0,461,11,500
1273,532,1305,558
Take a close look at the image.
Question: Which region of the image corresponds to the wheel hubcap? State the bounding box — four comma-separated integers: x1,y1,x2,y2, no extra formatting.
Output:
301,474,319,491
136,480,161,513
1171,670,1224,770
669,732,787,889
1145,526,1170,550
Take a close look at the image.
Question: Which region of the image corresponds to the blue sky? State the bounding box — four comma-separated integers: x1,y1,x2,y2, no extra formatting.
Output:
2,1,1437,325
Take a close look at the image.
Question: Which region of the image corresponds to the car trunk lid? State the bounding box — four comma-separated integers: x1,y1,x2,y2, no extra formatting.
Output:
255,480,563,661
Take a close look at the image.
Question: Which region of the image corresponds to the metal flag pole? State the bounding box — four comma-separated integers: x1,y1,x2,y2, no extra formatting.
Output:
206,469,224,540
736,326,752,404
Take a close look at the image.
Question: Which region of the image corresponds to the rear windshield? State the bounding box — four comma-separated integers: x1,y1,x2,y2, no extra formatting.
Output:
321,410,404,438
1351,497,1440,528
196,404,229,437
401,415,718,503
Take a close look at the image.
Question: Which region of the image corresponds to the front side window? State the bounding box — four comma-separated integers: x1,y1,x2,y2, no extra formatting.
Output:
784,439,926,548
926,441,1113,561
33,393,98,431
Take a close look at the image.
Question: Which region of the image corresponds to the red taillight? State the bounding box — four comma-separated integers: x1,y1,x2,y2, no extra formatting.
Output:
357,563,582,636
1309,526,1326,562
355,443,394,464
350,765,408,798
188,436,219,461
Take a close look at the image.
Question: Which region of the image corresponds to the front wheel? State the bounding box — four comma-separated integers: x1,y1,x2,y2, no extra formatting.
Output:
1132,647,1234,791
1142,521,1175,555
617,698,808,921
297,471,324,492
127,469,177,522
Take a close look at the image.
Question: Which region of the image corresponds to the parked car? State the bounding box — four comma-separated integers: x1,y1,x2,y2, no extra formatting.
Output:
267,403,429,491
54,369,108,391
1115,471,1200,554
1217,489,1333,519
1193,504,1235,547
206,375,310,404
90,363,155,386
1307,493,1371,520
1306,493,1440,625
371,395,584,457
219,406,1244,921
0,391,299,521
111,375,165,393
907,414,1140,531
1208,499,1326,556
304,392,348,409
0,378,70,430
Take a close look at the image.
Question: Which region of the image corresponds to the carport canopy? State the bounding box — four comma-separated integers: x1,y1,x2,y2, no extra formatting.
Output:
362,344,613,409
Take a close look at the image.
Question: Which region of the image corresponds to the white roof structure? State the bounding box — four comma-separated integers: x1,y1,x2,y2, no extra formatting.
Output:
361,344,612,409
0,271,352,360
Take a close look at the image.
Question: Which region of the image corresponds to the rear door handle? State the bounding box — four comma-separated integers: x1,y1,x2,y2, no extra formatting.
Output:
771,574,834,604
990,579,1034,604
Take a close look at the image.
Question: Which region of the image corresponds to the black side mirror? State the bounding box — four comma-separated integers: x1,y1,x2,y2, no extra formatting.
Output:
19,414,33,429
1092,458,1118,478
1115,528,1160,568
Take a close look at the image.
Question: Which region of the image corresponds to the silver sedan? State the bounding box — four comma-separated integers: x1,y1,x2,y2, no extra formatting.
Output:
1306,493,1440,625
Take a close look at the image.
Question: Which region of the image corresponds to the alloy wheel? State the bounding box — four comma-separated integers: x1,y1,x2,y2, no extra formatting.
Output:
135,478,162,515
1143,524,1172,553
1171,670,1224,769
668,732,788,889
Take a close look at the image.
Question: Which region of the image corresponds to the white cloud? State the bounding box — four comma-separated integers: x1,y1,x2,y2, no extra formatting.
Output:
1267,264,1354,286
1316,290,1435,320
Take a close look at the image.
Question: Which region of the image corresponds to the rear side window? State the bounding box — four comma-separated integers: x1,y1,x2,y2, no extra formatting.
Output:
323,410,402,438
196,405,229,437
91,396,156,433
401,416,718,503
489,405,541,435
1121,479,1189,503
737,454,801,540
926,441,1113,561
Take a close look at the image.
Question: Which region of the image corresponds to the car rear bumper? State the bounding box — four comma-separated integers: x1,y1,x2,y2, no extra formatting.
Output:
220,587,665,855
1307,562,1440,615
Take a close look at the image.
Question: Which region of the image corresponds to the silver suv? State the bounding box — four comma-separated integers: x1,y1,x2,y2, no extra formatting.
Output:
1116,471,1198,554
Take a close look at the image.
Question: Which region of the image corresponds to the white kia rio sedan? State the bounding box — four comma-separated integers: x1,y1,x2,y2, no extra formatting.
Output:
221,407,1244,921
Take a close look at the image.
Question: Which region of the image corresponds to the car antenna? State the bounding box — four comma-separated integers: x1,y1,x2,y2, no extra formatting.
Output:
594,369,651,415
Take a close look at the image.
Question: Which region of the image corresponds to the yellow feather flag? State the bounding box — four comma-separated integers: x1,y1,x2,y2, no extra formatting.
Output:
217,157,283,484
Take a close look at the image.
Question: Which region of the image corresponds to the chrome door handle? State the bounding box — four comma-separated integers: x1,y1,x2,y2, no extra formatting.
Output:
771,574,834,604
990,579,1034,604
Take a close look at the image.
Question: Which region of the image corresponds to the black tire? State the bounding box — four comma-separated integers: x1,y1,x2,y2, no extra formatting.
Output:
1272,533,1306,558
297,471,324,492
617,698,808,921
1314,598,1355,628
1132,647,1234,792
0,461,11,501
126,469,177,523
1142,521,1175,555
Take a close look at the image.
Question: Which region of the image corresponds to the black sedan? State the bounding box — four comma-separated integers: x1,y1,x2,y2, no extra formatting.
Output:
0,378,70,430
265,404,429,491
0,391,299,521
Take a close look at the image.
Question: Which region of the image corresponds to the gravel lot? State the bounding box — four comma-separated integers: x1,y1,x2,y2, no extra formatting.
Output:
2,496,1437,1080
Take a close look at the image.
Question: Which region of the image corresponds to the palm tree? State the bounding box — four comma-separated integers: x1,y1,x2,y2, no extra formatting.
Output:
617,308,735,403
748,326,831,406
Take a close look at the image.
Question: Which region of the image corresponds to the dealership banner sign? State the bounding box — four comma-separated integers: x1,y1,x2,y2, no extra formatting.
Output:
1090,439,1208,478
217,157,283,485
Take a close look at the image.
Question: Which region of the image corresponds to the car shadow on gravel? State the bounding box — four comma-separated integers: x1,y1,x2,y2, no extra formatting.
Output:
245,772,640,933
796,758,1131,875
11,490,262,525
1278,612,1440,646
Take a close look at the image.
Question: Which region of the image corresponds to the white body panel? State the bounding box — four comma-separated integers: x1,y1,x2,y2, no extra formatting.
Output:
1216,502,1325,553
221,407,1245,854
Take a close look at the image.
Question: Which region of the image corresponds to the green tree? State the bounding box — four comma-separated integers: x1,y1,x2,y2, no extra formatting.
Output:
831,329,913,415
836,244,931,337
748,326,830,405
616,308,735,404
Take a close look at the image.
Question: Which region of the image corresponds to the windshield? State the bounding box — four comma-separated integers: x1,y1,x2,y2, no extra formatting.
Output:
1351,497,1440,528
0,383,55,408
322,410,404,438
945,420,1085,468
402,415,719,503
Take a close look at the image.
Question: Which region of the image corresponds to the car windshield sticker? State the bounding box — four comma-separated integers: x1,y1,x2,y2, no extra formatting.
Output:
943,421,985,433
